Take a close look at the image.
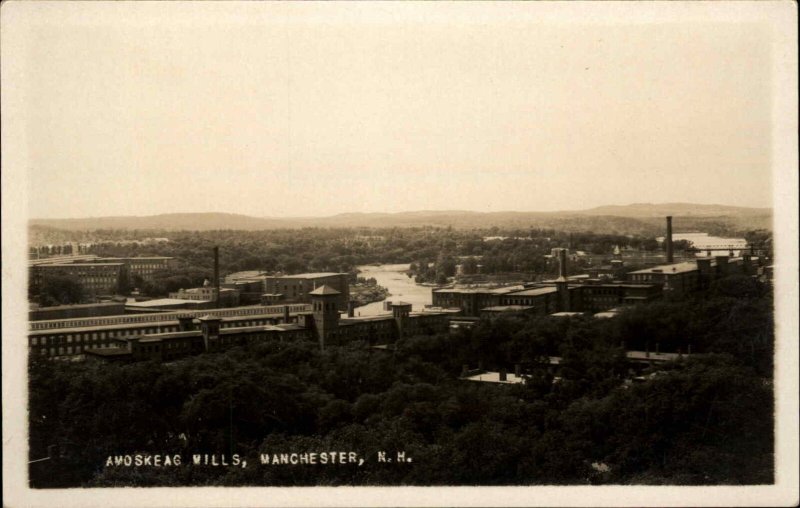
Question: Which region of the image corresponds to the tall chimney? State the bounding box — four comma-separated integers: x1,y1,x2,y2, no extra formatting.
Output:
665,216,674,263
558,248,568,280
213,246,220,300
556,248,570,311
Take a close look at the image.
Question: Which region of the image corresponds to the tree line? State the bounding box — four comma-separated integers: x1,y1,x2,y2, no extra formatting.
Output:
29,273,773,487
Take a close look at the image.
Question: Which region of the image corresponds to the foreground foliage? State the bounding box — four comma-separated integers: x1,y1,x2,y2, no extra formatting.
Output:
29,281,773,487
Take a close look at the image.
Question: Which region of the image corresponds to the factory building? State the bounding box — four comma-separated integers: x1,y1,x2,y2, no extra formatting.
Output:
95,256,176,282
28,303,312,357
222,271,269,305
626,254,757,296
435,248,663,318
29,262,128,296
263,272,350,311
83,286,454,363
435,217,761,318
29,302,127,322
28,255,176,297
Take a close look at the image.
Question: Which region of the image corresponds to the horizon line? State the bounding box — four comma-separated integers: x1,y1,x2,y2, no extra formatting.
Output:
28,201,774,222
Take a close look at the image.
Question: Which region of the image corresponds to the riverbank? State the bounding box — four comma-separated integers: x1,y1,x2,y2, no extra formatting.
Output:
349,282,390,308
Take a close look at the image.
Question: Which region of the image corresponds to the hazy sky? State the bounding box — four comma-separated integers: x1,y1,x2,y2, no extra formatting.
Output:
10,3,776,218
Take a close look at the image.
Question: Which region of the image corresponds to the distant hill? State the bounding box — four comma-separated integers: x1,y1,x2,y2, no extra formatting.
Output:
580,203,772,218
29,203,772,234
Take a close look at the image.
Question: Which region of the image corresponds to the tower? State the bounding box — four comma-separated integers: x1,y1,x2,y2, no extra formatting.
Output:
309,285,341,350
198,314,222,352
392,302,412,339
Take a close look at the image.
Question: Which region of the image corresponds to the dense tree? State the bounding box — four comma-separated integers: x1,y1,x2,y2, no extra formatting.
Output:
34,274,85,305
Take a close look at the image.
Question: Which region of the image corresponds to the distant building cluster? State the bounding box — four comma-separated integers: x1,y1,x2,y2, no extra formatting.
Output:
25,216,770,367
28,255,176,297
434,217,765,321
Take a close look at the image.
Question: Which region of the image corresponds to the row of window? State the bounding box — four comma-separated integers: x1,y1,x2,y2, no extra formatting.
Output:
38,344,113,356
30,304,311,330
29,316,284,349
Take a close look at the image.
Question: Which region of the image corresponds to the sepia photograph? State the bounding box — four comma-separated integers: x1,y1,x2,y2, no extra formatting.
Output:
2,1,798,507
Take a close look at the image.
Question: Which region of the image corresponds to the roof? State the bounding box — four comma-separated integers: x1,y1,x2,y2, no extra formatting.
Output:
32,262,124,268
308,285,341,296
32,302,125,311
226,270,267,278
593,312,619,319
550,312,585,317
276,272,344,279
29,304,313,333
198,314,222,321
505,287,559,297
98,256,173,261
339,315,395,325
481,305,535,312
126,298,208,307
463,372,526,384
434,285,527,295
410,309,460,316
391,301,412,307
626,350,684,362
628,261,699,275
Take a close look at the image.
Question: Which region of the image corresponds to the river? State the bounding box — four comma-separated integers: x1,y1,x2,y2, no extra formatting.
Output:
354,264,434,317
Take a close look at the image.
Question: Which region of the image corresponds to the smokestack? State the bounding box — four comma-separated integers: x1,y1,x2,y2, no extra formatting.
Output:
499,368,508,382
283,305,290,324
556,248,570,311
514,364,521,377
347,300,355,318
213,246,220,299
665,216,674,263
558,248,568,280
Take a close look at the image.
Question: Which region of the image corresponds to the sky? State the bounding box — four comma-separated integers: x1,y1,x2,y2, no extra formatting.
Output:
6,3,778,219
